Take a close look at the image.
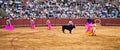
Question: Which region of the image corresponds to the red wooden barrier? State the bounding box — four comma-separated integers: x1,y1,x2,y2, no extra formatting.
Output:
0,18,6,26
101,18,120,26
0,18,120,27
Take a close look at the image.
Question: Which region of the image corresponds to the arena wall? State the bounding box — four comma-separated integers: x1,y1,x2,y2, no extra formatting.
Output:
101,18,120,26
0,18,120,27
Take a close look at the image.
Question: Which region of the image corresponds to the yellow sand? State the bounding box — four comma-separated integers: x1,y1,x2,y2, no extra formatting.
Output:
0,25,120,50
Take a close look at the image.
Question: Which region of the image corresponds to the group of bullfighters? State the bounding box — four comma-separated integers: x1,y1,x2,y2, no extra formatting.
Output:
4,18,96,36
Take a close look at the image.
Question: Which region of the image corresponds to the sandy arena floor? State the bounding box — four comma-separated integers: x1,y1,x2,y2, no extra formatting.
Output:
0,25,120,50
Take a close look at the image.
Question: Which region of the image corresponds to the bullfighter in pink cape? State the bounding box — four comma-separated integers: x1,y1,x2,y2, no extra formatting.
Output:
4,18,14,30
46,19,51,30
85,19,92,32
30,18,35,29
85,18,96,36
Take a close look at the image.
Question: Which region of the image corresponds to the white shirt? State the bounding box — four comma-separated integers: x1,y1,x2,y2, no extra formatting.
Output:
105,3,109,6
0,1,3,4
9,1,13,4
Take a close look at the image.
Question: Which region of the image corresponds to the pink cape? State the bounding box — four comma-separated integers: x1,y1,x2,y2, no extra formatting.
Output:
31,22,35,29
48,23,51,30
85,22,91,32
4,24,14,30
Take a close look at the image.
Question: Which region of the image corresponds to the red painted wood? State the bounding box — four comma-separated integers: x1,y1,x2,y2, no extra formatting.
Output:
0,18,120,27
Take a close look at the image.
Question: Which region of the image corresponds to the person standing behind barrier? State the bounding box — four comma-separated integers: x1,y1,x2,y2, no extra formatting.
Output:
68,19,74,25
46,19,51,30
4,18,14,30
30,18,35,29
